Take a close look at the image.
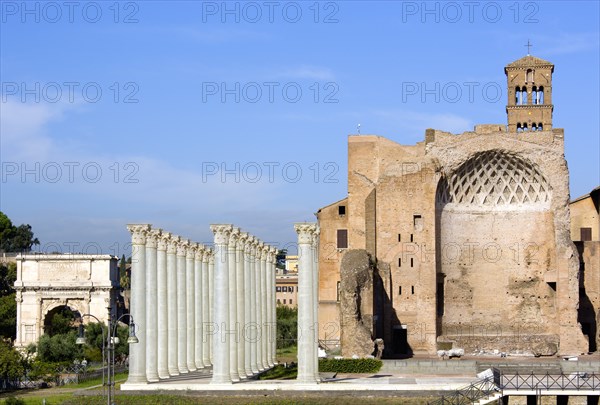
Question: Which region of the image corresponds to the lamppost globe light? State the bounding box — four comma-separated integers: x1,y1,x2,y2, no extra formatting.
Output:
76,336,87,345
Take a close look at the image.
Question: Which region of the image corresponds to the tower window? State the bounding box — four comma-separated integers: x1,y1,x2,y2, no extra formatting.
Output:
581,227,592,241
538,86,544,103
398,258,401,267
515,86,520,104
532,86,538,104
517,123,523,132
398,234,401,242
532,123,537,131
411,286,415,295
523,123,528,132
410,258,414,267
521,87,527,105
398,286,402,295
526,69,533,83
338,205,346,216
538,123,543,131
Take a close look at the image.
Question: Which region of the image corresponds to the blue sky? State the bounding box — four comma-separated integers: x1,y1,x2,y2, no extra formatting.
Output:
1,0,599,257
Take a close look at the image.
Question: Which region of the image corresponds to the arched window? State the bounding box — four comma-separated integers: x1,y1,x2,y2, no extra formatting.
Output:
515,86,520,104
521,87,528,105
532,86,538,104
532,123,537,131
538,86,544,104
526,69,534,83
517,123,522,132
523,123,528,132
538,123,543,131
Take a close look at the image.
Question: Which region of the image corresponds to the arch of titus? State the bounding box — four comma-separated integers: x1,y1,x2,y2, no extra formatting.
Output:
14,254,119,349
123,224,280,385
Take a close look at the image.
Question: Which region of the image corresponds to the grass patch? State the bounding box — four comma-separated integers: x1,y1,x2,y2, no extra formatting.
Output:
71,372,128,389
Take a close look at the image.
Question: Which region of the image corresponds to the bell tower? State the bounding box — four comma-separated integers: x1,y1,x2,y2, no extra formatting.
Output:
505,51,554,133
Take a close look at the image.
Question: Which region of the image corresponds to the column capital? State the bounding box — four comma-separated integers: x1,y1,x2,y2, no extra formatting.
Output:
202,248,212,262
167,235,180,254
127,224,151,244
195,244,206,260
186,242,197,259
228,227,241,249
238,232,249,251
294,223,318,244
177,239,190,256
146,228,162,249
210,224,233,245
157,231,171,251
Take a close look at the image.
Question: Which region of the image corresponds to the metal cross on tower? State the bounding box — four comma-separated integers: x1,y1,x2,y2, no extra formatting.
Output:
525,39,532,55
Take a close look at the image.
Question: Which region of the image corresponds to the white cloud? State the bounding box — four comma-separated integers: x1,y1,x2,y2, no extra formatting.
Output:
277,65,335,81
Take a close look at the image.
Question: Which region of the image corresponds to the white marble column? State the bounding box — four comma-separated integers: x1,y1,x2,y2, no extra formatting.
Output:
242,236,253,376
260,244,269,370
295,223,319,383
249,238,259,375
210,224,233,384
166,235,180,376
186,243,197,372
157,232,170,379
236,233,248,379
126,224,150,384
194,244,205,370
228,228,240,382
176,239,189,374
268,247,277,367
145,228,161,382
208,250,215,365
255,241,265,371
202,249,211,367
311,227,320,377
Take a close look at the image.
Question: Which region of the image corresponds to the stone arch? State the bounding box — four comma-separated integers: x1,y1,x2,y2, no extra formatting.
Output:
435,150,559,355
43,304,82,336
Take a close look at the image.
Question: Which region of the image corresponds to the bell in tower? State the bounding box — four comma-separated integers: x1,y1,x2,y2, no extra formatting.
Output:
505,46,554,133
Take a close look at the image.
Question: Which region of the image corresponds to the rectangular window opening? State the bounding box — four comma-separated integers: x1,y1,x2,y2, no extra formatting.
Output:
338,205,346,216
398,286,402,295
410,234,414,242
411,286,415,295
398,258,402,267
581,227,592,241
413,214,423,231
337,229,348,249
410,258,414,267
398,234,401,242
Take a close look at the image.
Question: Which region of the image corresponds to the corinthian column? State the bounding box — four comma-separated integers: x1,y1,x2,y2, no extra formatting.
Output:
210,224,233,384
167,235,180,376
202,248,211,367
249,237,259,375
208,250,215,365
194,244,205,370
255,241,265,371
186,243,197,372
145,228,161,382
236,232,248,379
260,244,269,370
295,223,319,384
177,239,189,374
311,227,320,377
268,246,278,367
242,235,253,376
156,232,170,379
126,224,150,384
228,228,240,382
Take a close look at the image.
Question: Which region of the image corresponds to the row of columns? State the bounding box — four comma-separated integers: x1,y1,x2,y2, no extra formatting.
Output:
294,222,320,384
126,224,277,385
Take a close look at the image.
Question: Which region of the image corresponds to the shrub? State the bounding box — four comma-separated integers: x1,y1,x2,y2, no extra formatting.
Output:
318,358,382,373
4,397,25,405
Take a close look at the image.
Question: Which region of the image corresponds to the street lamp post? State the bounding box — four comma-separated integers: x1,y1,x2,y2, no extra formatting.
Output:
77,306,139,405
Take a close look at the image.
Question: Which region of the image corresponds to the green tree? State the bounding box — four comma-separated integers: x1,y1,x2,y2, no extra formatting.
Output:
37,330,83,363
44,307,78,337
0,212,40,253
276,249,287,270
0,262,17,340
0,339,25,381
276,305,297,349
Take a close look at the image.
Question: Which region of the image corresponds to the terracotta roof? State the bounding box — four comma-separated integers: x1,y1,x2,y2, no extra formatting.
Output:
505,55,554,70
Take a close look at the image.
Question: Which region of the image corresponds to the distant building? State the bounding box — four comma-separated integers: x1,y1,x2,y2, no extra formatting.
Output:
284,255,298,273
276,273,298,308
